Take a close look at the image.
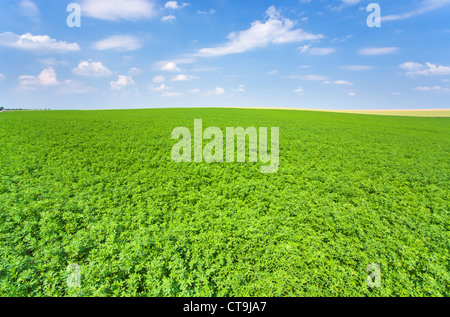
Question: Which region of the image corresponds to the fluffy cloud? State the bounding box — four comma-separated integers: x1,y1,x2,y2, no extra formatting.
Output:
92,35,142,51
19,67,59,90
358,47,399,56
110,75,135,90
73,60,113,77
159,62,181,72
0,73,5,80
0,32,80,53
19,67,92,93
400,62,450,76
196,6,323,57
81,0,156,21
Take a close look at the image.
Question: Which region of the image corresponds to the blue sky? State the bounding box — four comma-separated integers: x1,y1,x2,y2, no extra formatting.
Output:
0,0,449,110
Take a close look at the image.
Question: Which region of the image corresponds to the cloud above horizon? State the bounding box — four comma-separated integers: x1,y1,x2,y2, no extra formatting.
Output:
0,32,80,53
196,6,323,57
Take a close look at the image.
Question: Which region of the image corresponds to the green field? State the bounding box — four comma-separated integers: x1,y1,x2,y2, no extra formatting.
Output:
0,108,449,297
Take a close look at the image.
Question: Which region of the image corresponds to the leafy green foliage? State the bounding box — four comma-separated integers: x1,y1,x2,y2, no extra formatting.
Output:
0,108,448,297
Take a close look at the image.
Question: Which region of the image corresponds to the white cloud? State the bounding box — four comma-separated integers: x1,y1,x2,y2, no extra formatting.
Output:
323,80,353,85
161,15,176,22
18,67,92,93
148,83,181,96
19,67,59,90
399,62,425,71
73,60,113,77
299,45,336,55
38,58,69,67
213,87,225,95
294,87,304,95
128,67,142,76
196,6,323,57
358,47,399,56
267,70,279,75
414,85,449,92
342,65,374,71
19,0,39,19
110,75,135,90
59,80,94,94
149,83,170,92
201,87,225,95
400,62,450,76
171,74,199,81
0,32,80,53
0,73,5,80
383,0,450,21
159,62,181,72
92,35,142,51
165,1,189,9
288,74,328,81
153,75,166,83
334,80,353,85
348,92,356,97
81,0,156,21
197,9,216,15
342,0,361,5
234,84,245,93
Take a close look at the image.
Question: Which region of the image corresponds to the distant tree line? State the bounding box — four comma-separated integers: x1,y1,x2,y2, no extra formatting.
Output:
0,107,51,111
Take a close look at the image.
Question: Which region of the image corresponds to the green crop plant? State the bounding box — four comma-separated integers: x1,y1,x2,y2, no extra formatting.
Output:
0,108,448,297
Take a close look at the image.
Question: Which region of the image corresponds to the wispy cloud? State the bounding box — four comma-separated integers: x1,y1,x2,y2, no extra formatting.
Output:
171,74,199,81
196,6,323,57
299,45,336,55
287,74,328,81
383,0,450,21
341,65,374,71
92,35,142,51
294,86,304,95
323,80,353,85
414,85,450,92
19,0,40,20
358,47,399,56
81,0,156,21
